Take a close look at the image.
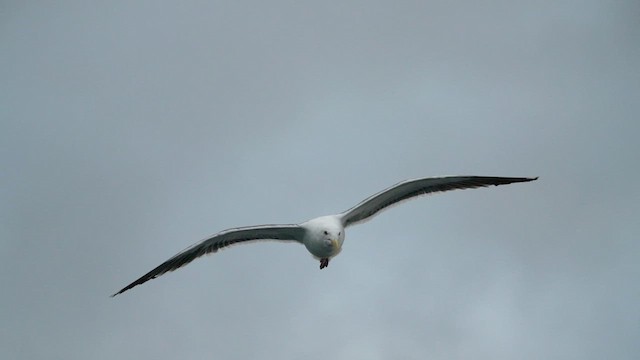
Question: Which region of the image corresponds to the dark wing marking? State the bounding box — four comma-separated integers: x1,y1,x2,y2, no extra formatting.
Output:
339,176,537,227
111,224,306,296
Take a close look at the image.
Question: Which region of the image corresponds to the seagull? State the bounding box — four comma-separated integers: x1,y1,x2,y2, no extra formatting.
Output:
112,175,537,296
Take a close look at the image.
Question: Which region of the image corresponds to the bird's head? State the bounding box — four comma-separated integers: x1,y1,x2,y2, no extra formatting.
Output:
321,229,342,251
301,215,346,257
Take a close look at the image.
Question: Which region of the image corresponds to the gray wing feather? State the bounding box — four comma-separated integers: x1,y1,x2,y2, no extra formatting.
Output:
112,224,306,296
339,176,537,227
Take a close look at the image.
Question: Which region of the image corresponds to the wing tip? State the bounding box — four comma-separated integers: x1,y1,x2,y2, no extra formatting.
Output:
110,281,143,298
110,287,128,298
491,176,538,186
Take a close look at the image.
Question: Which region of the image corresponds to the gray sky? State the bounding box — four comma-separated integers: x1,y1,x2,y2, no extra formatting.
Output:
2,1,639,359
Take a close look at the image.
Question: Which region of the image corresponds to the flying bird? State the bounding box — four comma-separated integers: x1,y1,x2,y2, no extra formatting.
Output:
112,175,537,296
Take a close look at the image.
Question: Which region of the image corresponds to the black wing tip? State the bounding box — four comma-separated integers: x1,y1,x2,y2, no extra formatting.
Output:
513,176,538,182
110,286,131,298
519,176,539,182
110,279,147,297
488,176,538,186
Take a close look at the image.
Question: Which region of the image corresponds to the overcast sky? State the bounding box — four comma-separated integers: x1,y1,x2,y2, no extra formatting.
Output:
1,1,639,359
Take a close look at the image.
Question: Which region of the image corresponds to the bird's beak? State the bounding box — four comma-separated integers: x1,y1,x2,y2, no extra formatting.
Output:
331,239,340,249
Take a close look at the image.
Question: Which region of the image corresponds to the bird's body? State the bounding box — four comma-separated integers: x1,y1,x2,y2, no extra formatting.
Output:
112,175,537,296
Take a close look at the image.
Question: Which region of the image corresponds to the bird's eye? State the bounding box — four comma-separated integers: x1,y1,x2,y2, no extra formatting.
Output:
323,230,328,235
338,232,341,236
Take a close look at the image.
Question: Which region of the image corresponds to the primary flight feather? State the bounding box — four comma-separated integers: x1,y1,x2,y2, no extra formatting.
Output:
112,175,537,296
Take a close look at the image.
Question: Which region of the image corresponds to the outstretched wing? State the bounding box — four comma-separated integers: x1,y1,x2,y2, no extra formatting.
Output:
339,176,537,227
112,224,306,296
